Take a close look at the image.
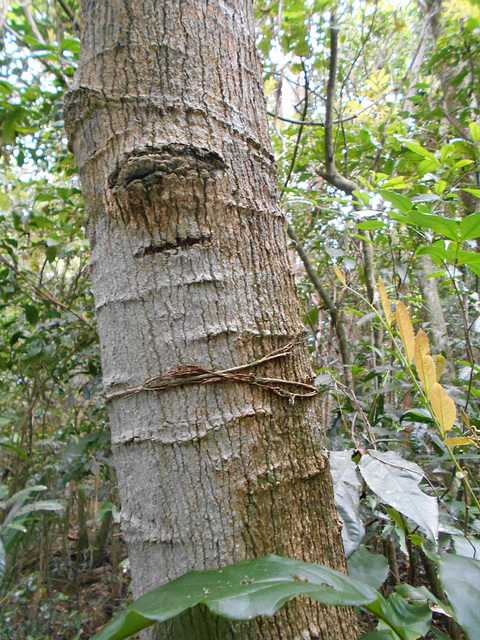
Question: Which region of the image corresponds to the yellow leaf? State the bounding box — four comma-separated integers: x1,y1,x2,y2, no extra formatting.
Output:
395,301,415,364
430,382,456,435
444,437,476,447
417,356,436,398
434,354,446,382
334,264,346,285
414,330,436,397
378,279,392,326
414,329,431,360
460,407,471,428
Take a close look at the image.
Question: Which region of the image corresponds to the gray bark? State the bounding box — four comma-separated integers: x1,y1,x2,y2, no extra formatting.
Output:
64,1,357,638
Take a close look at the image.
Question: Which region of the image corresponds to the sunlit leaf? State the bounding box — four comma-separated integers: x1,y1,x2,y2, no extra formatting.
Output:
378,279,392,326
403,140,436,159
430,383,456,435
333,264,346,285
394,301,415,364
469,122,480,143
414,330,436,397
434,355,446,381
444,437,476,447
377,189,413,214
459,211,480,241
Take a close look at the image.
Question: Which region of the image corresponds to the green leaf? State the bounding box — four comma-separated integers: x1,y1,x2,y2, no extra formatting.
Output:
452,535,480,559
90,555,380,640
329,451,365,556
459,211,480,241
391,210,460,241
24,304,39,325
469,122,480,143
454,159,475,169
377,189,413,214
417,158,439,176
358,451,438,540
347,547,388,590
14,500,65,519
378,592,432,639
416,245,457,265
360,633,397,640
0,485,47,510
438,553,480,640
357,220,385,230
403,140,435,159
462,188,480,198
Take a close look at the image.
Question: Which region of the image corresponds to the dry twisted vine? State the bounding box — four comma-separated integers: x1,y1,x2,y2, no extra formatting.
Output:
104,341,318,404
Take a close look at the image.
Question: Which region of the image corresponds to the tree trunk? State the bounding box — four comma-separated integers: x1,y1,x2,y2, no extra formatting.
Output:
64,2,357,638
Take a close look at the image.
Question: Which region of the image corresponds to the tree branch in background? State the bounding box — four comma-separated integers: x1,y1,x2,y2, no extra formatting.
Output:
0,254,96,333
22,0,45,44
316,17,378,308
56,0,80,32
279,61,355,388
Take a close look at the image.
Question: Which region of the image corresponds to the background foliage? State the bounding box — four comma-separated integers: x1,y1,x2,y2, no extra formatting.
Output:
0,0,479,638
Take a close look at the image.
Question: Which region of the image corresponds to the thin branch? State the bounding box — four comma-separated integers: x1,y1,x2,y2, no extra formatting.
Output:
56,0,80,32
286,223,354,389
0,254,96,333
22,0,45,44
281,60,309,194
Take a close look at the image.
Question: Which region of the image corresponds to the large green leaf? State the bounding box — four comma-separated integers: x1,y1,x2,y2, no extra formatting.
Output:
329,450,365,556
347,546,388,590
438,552,480,640
377,189,413,214
358,451,438,540
390,210,460,241
459,211,480,241
91,555,380,640
376,592,431,640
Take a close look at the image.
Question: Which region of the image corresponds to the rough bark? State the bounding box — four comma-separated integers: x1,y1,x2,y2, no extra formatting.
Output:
64,1,357,639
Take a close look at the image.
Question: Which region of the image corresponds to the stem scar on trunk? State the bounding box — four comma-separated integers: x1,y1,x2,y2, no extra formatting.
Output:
107,144,226,253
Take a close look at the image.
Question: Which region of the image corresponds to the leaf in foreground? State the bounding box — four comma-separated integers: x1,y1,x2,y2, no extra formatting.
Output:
438,552,480,640
91,555,380,640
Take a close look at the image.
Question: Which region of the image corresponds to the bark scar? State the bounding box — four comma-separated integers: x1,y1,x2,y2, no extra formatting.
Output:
107,144,225,190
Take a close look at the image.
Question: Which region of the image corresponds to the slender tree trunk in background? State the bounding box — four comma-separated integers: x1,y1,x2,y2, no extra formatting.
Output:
64,1,357,639
416,254,455,379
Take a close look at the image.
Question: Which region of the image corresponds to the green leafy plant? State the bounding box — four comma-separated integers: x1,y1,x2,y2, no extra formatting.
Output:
89,549,480,640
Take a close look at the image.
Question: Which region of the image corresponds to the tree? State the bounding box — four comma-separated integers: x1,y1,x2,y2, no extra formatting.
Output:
63,1,357,638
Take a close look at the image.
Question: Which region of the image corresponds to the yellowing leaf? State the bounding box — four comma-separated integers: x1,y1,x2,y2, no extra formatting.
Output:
395,301,415,364
414,329,431,360
434,354,446,381
444,437,476,447
378,279,392,326
430,382,456,435
414,330,436,396
417,356,436,398
460,407,471,428
334,264,346,285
